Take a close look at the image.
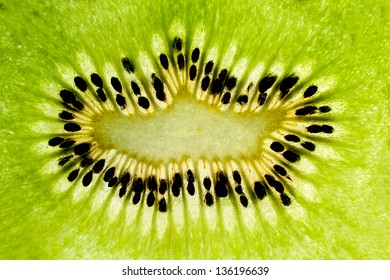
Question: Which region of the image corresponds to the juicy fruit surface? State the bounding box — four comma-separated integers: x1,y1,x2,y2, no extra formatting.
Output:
0,0,389,259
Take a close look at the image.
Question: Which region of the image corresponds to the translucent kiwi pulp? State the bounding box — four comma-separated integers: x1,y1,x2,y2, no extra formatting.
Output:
1,0,389,259
46,31,336,215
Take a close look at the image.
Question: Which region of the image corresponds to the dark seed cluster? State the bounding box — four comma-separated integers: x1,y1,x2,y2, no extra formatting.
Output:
48,34,335,213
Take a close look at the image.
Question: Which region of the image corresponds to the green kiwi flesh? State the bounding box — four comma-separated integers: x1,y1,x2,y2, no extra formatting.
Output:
0,0,389,259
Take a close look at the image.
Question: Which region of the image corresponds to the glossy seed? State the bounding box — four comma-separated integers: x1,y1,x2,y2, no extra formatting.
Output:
204,61,214,75
265,174,284,193
59,111,74,120
159,54,169,70
138,96,150,109
131,81,141,95
116,94,126,108
74,143,91,155
201,76,210,91
295,106,317,116
103,167,115,182
226,77,236,90
147,176,157,191
48,137,64,147
301,141,316,151
108,176,118,187
191,48,200,63
240,195,248,207
82,171,93,187
270,141,284,152
258,92,267,105
319,106,331,113
96,88,107,102
177,54,185,70
304,85,318,98
237,95,248,105
132,192,141,204
189,65,197,81
280,75,299,96
322,125,334,134
159,179,168,195
74,76,87,92
92,159,105,173
133,178,144,193
59,139,75,148
233,170,241,184
235,185,243,195
64,123,81,132
187,182,195,196
307,125,323,133
274,165,287,176
90,73,103,88
173,37,182,51
203,177,211,191
122,57,134,73
111,77,122,93
215,172,228,197
282,150,300,163
60,89,76,103
254,181,267,199
147,192,155,207
258,75,277,93
221,92,231,104
284,134,300,142
67,169,79,182
158,197,167,212
172,173,182,197
58,155,73,166
205,192,214,206
121,172,131,187
281,193,291,206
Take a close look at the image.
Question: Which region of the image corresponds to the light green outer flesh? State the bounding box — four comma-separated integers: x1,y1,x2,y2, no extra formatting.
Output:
0,0,389,259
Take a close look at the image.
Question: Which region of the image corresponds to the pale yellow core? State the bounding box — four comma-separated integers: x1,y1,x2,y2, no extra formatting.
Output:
92,95,282,163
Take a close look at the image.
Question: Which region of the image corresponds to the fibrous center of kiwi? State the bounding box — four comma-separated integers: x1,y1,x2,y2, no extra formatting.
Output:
46,31,335,217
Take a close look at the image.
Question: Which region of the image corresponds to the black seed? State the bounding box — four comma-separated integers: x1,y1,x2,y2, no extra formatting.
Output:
235,185,243,195
59,139,75,148
189,65,197,81
133,178,144,193
177,54,185,70
258,75,277,93
122,57,134,73
281,193,291,206
152,75,165,101
80,157,93,167
59,111,74,120
319,106,331,113
307,124,323,133
147,192,155,207
159,54,169,70
203,177,211,191
92,159,105,173
71,100,84,110
283,150,300,163
64,123,81,132
274,165,287,176
226,77,236,90
48,137,64,147
68,169,79,182
322,125,334,134
201,76,210,91
254,181,267,199
172,173,182,197
187,182,195,196
116,94,126,109
156,90,166,102
240,195,248,207
96,88,107,102
265,174,284,193
215,172,228,197
187,170,194,183
304,85,318,98
132,192,141,205
233,170,241,184
218,69,228,81
205,192,214,206
74,143,91,155
147,176,157,191
138,96,150,109
60,90,76,103
257,92,267,106
131,81,141,95
221,92,231,104
301,141,316,151
111,77,122,93
82,171,93,187
270,141,284,152
90,73,103,88
158,197,167,212
284,134,300,142
280,75,299,96
204,61,214,75
58,155,73,166
103,167,115,182
295,106,318,116
119,185,127,198
108,176,118,187
173,37,182,51
210,79,223,94
237,95,248,105
159,179,167,195
74,76,87,92
121,172,131,187
191,48,200,63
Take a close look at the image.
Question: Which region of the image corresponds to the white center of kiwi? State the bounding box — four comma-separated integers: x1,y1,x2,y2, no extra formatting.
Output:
92,95,282,162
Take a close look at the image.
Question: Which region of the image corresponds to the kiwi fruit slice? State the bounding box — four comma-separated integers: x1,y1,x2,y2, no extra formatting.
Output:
0,0,389,259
